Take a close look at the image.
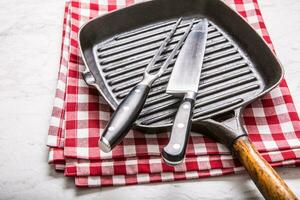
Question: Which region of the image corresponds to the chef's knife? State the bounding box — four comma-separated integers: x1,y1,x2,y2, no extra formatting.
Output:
162,19,208,165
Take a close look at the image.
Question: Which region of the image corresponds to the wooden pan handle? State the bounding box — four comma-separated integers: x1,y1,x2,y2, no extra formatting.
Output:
233,136,298,200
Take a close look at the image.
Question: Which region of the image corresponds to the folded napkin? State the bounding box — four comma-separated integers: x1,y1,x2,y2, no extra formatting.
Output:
47,0,300,187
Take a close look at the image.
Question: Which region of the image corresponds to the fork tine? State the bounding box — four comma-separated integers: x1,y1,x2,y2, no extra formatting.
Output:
144,18,182,73
157,19,195,77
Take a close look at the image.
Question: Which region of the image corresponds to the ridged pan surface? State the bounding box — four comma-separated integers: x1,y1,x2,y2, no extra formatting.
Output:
79,0,282,130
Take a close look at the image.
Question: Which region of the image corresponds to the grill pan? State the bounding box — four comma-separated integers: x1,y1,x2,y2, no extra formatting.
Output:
79,0,297,199
79,3,270,131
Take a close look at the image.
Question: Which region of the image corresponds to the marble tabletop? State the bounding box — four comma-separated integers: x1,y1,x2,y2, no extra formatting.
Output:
0,0,300,199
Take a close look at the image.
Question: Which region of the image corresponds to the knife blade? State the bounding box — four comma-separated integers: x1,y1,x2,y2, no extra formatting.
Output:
162,19,208,165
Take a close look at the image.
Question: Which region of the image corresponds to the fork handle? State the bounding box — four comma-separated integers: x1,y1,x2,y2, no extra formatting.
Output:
99,84,150,152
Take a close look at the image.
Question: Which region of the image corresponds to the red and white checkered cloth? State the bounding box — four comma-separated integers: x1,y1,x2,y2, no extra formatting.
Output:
47,0,300,187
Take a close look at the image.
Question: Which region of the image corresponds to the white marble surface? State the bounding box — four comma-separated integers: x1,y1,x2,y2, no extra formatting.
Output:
0,0,300,199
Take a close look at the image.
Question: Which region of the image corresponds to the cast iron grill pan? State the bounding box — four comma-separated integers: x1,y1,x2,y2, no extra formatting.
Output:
84,18,263,129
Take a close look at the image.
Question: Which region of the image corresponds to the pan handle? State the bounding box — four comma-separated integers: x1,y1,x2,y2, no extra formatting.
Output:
196,109,298,200
232,136,298,200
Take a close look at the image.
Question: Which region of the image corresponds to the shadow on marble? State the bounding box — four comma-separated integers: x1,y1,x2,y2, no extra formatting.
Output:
47,166,76,189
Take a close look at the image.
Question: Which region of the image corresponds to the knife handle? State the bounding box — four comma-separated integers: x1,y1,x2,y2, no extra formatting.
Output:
99,84,150,152
162,96,195,165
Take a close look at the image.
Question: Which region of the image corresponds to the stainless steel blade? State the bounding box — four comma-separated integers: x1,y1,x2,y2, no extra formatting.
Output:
166,19,208,95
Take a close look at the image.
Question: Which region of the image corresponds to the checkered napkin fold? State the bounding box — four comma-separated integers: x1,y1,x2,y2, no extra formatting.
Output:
47,0,300,187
